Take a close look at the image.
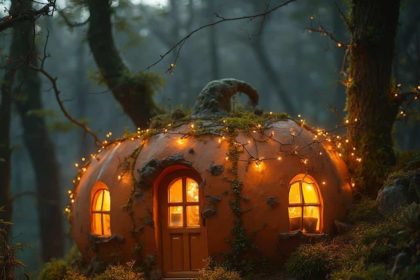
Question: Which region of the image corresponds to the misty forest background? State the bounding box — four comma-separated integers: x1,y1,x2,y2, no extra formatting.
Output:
1,0,419,275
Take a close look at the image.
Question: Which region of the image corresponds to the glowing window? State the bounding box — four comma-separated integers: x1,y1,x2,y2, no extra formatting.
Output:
91,186,111,237
168,177,200,228
288,175,321,233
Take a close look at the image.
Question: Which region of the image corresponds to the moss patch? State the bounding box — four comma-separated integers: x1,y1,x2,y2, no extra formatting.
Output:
284,198,420,279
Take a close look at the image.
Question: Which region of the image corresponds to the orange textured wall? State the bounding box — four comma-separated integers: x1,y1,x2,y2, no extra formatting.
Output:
71,120,352,266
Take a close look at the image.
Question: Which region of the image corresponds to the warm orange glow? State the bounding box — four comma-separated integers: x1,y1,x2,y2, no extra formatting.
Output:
302,182,319,203
177,137,186,145
186,178,199,202
289,182,301,204
288,175,322,233
186,205,200,227
91,187,111,237
169,179,183,203
167,176,200,228
169,206,183,227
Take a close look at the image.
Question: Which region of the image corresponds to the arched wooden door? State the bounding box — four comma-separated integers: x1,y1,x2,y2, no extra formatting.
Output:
160,171,208,278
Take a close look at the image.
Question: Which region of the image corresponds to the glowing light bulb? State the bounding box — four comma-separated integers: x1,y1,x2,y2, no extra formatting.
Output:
277,156,282,161
177,137,185,145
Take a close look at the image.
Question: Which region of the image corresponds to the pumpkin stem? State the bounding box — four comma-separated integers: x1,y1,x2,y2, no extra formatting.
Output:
192,78,259,118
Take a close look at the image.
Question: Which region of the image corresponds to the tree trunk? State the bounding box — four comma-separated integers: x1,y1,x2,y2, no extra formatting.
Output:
0,42,16,243
0,68,14,224
87,0,162,128
12,0,64,260
346,0,401,196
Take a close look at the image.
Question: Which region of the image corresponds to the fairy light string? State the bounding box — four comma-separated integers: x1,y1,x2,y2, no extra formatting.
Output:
64,111,371,215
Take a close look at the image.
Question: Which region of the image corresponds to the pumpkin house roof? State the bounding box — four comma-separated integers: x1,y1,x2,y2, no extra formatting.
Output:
68,79,353,274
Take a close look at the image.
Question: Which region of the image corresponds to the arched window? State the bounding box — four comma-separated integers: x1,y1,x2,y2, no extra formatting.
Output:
91,184,111,237
288,175,321,233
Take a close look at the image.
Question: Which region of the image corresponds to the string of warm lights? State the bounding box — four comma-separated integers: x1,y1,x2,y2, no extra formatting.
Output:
65,114,366,216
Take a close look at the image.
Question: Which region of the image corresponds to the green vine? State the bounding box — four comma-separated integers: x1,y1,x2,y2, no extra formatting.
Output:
224,133,255,272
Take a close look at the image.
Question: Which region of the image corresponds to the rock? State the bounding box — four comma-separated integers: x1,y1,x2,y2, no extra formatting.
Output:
209,164,224,176
377,180,409,216
409,170,420,201
334,220,352,233
254,108,263,116
266,196,279,208
202,208,216,219
377,169,420,216
171,108,186,120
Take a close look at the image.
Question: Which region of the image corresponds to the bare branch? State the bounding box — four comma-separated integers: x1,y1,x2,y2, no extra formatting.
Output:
30,31,101,146
307,24,348,48
34,66,101,146
0,0,56,33
145,0,297,70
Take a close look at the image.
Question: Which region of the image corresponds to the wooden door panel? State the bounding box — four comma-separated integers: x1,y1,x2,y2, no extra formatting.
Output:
170,234,184,271
160,172,208,277
189,233,206,270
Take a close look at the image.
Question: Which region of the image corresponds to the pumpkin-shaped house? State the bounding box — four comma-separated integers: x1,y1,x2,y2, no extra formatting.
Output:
70,79,352,278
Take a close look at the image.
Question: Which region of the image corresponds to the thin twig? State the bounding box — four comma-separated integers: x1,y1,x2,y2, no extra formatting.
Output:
31,31,101,146
145,0,297,70
34,66,101,145
307,24,348,48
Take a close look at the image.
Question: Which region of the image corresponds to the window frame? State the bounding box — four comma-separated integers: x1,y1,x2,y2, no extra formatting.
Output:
91,187,111,237
288,175,322,233
167,176,201,228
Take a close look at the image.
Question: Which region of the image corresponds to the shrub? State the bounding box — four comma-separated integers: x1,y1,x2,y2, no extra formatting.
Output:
284,242,339,279
93,261,144,280
347,196,381,223
39,259,67,280
331,264,390,280
64,269,88,280
198,266,242,280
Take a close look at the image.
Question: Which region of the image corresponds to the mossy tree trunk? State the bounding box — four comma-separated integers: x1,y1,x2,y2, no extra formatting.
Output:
346,0,401,196
86,0,163,128
12,0,64,261
0,44,15,241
